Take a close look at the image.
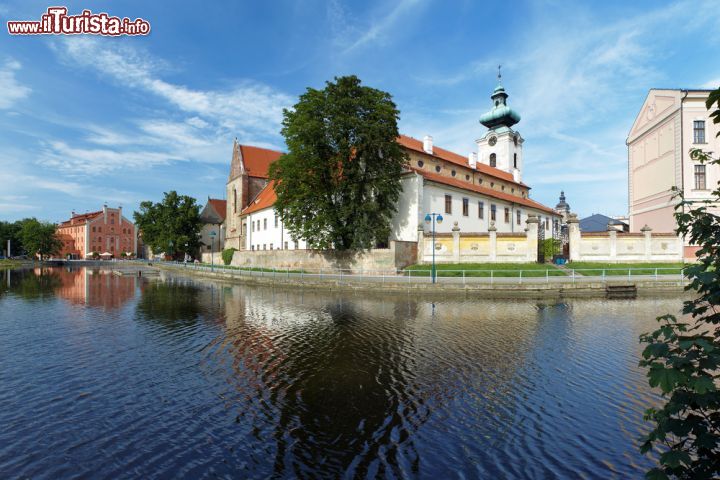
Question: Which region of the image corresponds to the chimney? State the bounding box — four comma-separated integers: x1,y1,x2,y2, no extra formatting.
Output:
103,204,108,223
423,135,433,154
118,206,122,224
468,152,477,169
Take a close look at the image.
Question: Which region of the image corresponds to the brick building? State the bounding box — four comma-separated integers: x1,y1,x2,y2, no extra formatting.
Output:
57,205,137,259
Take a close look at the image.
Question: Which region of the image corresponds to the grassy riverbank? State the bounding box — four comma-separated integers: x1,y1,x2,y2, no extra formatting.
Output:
404,263,566,277
565,262,685,276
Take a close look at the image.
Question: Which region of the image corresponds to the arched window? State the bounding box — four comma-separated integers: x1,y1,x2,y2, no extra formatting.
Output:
513,153,517,169
490,153,496,168
233,188,237,213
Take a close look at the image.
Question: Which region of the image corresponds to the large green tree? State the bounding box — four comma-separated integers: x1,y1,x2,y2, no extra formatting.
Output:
0,218,32,256
639,87,720,479
133,191,202,259
18,219,63,260
268,75,408,250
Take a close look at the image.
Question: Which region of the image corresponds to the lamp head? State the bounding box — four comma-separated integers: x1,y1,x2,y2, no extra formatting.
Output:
437,215,443,224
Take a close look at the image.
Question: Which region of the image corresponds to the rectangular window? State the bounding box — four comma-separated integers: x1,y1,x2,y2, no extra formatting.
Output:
251,245,254,251
445,194,452,214
694,120,706,144
695,164,707,190
252,222,255,232
284,241,288,250
263,244,266,250
490,205,496,221
478,201,484,219
504,207,510,223
462,198,469,216
263,218,267,230
274,215,278,227
270,243,273,250
516,209,521,225
546,218,550,230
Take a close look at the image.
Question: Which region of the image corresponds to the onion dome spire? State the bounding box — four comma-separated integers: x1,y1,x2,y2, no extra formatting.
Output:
479,65,521,129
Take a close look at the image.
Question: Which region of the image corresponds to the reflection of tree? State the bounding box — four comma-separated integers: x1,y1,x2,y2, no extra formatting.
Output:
2,268,63,300
135,279,202,330
215,291,433,478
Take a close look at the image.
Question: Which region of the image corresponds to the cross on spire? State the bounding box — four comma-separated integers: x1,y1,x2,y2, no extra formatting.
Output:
497,64,502,82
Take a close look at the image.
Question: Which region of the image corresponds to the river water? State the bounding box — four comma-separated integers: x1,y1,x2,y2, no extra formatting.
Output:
0,267,679,479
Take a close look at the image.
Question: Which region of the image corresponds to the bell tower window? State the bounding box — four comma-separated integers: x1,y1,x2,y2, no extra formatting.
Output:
490,153,496,168
513,153,517,169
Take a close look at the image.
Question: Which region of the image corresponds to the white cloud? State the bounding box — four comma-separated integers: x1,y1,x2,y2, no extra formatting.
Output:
59,37,292,137
39,140,178,175
332,0,426,54
702,78,720,89
0,58,30,109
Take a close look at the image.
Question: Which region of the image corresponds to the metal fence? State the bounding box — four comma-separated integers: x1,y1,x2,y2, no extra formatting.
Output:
160,261,687,285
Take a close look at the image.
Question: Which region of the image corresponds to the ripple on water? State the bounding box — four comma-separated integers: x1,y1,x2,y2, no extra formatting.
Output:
0,268,680,478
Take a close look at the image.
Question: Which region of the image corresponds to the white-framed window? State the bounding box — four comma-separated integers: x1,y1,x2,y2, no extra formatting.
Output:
693,120,706,144
695,164,707,190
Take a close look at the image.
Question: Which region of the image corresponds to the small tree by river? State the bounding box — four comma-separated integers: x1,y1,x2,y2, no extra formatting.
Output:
19,219,62,260
639,88,720,479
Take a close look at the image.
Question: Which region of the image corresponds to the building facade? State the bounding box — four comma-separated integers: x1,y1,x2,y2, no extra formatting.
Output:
224,80,560,253
225,141,283,250
627,89,719,256
199,198,226,255
57,205,137,259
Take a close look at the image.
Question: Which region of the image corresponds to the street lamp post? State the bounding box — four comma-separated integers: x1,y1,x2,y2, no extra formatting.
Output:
209,231,217,272
168,240,173,261
424,213,443,283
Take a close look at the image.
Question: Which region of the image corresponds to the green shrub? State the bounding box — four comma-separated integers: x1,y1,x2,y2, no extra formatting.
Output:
221,248,237,265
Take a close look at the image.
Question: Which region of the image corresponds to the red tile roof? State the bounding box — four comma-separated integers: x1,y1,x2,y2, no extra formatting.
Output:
397,135,527,187
241,181,277,215
208,198,227,221
412,168,557,215
240,145,283,178
59,211,102,227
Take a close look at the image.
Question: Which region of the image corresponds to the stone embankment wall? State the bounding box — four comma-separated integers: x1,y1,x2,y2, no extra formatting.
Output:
567,215,683,262
219,240,417,273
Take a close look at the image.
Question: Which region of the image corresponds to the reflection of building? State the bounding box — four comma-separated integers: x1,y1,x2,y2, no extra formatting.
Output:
627,89,720,257
55,268,137,309
224,80,560,251
57,205,137,259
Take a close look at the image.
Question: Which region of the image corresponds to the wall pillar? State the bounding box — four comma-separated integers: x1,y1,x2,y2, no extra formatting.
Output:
417,225,425,264
641,224,652,260
525,214,539,262
489,221,497,262
567,214,581,261
608,224,618,260
452,222,460,263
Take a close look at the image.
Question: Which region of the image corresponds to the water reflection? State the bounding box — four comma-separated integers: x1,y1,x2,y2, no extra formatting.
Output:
0,267,683,479
1,267,136,309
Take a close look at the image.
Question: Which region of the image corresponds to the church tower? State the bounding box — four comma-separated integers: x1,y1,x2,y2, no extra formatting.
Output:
476,68,524,183
225,139,249,250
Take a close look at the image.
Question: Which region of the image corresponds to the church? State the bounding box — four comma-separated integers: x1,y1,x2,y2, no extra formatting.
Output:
222,80,560,252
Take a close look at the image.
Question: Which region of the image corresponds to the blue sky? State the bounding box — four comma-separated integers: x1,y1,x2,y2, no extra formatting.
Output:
1,0,719,223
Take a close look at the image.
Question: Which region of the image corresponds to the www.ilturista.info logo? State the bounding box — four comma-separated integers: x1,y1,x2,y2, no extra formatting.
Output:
7,7,150,36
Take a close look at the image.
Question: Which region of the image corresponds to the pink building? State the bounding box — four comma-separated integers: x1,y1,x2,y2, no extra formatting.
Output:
627,89,719,258
57,205,137,259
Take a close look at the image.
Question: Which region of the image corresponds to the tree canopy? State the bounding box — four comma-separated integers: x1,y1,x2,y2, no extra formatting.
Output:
0,219,25,256
268,75,407,250
18,219,63,260
133,191,202,259
639,87,720,479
